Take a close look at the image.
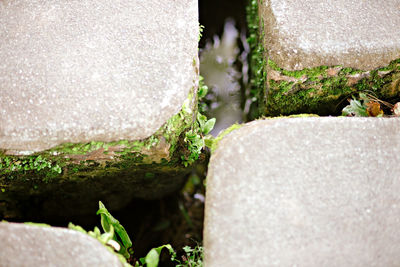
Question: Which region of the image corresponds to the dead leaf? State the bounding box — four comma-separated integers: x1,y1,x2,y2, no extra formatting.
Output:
366,101,384,117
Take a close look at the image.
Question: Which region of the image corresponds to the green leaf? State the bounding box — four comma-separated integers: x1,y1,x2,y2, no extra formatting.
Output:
141,244,174,267
198,76,208,99
197,113,207,129
99,225,114,244
204,136,214,149
342,96,368,117
97,201,133,250
185,131,198,141
202,118,216,135
197,85,208,99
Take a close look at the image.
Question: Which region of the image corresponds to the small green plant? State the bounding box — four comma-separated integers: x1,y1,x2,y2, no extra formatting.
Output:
69,201,176,267
136,244,174,267
96,201,133,259
197,76,208,100
199,24,205,42
182,114,215,167
172,244,204,267
69,201,133,266
342,93,370,117
181,76,216,167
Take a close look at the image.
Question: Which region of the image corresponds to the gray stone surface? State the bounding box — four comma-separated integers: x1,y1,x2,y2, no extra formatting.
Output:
0,0,198,153
204,117,400,267
0,222,122,267
260,0,400,70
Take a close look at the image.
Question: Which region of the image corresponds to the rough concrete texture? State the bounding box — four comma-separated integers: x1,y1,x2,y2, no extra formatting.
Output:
260,0,400,70
0,222,122,267
204,117,400,266
0,0,198,153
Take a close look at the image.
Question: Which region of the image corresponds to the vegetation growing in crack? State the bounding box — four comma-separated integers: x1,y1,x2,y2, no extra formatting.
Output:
181,77,216,167
246,0,267,120
171,244,204,267
69,201,168,267
69,201,203,267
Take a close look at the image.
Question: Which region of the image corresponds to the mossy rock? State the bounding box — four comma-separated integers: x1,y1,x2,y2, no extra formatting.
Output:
247,0,400,117
0,93,205,220
0,0,202,220
265,59,400,116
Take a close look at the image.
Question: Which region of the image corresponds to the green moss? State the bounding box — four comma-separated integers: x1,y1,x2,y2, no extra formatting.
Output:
265,58,400,116
246,0,267,120
340,67,364,75
24,222,51,228
263,114,319,119
209,124,243,154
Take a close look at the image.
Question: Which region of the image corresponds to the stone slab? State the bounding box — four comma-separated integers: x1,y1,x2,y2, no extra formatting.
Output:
0,0,198,153
204,117,400,266
0,222,122,267
248,0,400,116
260,0,400,71
0,0,200,220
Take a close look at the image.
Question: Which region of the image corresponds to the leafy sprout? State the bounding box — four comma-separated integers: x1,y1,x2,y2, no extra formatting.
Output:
96,201,133,259
342,93,369,117
181,76,216,167
69,201,176,267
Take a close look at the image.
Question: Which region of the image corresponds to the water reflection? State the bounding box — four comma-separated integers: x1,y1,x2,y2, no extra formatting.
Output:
200,19,245,136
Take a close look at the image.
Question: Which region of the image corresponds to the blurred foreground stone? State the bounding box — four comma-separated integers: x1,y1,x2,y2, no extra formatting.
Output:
204,117,400,266
0,222,122,267
0,0,199,220
248,0,400,116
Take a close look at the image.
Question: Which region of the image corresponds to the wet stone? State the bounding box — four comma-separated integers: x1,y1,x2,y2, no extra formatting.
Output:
0,222,122,267
250,0,400,115
0,0,198,220
204,117,400,266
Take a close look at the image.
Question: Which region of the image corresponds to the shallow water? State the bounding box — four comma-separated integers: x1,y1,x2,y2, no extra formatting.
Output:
200,19,248,136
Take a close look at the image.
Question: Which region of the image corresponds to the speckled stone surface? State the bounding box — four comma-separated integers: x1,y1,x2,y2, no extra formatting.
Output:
260,0,400,70
204,117,400,266
0,222,122,267
0,0,198,153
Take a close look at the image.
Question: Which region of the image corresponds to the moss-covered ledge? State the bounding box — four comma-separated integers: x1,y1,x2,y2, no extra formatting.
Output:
0,90,207,220
247,0,400,117
265,59,400,116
